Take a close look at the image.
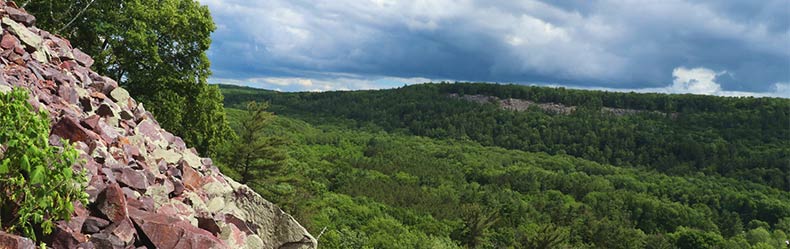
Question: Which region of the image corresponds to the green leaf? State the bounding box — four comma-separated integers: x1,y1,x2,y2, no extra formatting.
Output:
20,154,30,173
0,160,9,174
61,165,73,179
30,165,45,185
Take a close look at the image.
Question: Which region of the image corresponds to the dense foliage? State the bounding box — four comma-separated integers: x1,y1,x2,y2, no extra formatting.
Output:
25,0,234,157
219,83,790,248
0,89,87,242
221,83,790,191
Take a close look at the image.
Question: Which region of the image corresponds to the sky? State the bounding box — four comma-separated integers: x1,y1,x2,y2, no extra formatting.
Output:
201,0,790,97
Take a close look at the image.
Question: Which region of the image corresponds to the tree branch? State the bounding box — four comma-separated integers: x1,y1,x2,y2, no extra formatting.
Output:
315,227,328,240
58,0,96,33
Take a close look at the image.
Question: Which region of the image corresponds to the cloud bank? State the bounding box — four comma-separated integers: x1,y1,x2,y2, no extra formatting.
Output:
202,0,789,97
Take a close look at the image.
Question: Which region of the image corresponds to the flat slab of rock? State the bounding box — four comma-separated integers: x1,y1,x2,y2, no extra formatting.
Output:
51,116,100,144
129,208,226,249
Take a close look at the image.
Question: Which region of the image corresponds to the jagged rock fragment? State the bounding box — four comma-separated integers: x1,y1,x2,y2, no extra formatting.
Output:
4,7,35,26
0,232,34,249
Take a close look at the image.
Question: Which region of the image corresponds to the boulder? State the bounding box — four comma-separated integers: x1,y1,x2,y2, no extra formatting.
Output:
217,183,317,249
89,232,126,249
80,115,100,131
51,116,100,144
57,84,78,104
129,208,226,249
0,231,34,249
96,183,128,222
113,167,149,190
109,87,130,106
0,33,19,49
48,224,89,249
73,48,94,67
82,217,111,234
153,148,182,165
181,165,204,191
5,7,36,27
96,103,116,117
109,218,136,245
1,17,41,50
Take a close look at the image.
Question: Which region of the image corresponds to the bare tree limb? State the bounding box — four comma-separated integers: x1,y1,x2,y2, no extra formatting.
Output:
316,227,328,240
58,0,96,33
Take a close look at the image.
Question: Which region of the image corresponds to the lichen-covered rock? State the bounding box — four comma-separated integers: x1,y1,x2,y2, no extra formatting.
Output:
0,3,316,248
96,183,129,223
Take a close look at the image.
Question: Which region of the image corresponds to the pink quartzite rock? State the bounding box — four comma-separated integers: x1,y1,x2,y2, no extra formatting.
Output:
110,218,136,245
51,116,100,144
96,183,128,222
114,167,149,190
48,223,89,249
72,48,94,67
0,231,34,249
182,165,203,191
57,84,78,104
80,115,100,131
4,7,35,26
82,217,111,234
0,33,18,49
129,208,226,249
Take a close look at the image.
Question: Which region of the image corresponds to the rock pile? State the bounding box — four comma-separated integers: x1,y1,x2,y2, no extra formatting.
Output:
0,2,316,248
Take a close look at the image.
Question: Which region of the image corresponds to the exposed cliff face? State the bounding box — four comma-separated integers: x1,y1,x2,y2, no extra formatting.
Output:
450,93,675,117
0,2,316,248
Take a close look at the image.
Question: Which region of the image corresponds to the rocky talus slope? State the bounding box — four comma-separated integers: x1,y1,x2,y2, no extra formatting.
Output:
0,2,316,248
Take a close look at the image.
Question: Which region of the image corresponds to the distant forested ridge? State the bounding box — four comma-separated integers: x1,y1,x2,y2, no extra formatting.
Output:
220,83,790,191
218,83,790,248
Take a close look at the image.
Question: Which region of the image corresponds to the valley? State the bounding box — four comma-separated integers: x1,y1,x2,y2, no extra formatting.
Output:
218,83,790,249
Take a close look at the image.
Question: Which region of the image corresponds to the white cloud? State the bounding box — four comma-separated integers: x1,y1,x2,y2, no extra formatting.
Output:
210,75,434,92
203,0,789,94
773,82,790,97
211,66,788,98
669,67,723,95
554,67,789,98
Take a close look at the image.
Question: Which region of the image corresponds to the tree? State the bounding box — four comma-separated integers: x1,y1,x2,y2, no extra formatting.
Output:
671,227,724,249
453,203,500,248
517,224,568,249
225,102,286,184
24,0,233,156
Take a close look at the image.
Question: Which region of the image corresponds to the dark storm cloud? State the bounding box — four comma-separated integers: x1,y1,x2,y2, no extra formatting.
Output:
202,0,789,96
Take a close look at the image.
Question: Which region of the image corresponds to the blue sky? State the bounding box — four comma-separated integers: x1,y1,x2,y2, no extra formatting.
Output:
201,0,789,97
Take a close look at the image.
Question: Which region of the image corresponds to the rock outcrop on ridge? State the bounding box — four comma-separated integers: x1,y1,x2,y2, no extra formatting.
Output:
0,2,316,248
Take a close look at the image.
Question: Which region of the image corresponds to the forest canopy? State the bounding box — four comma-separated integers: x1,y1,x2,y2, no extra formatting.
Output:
219,83,790,249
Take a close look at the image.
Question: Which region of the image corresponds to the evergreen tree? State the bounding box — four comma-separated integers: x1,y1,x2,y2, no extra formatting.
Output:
225,101,286,184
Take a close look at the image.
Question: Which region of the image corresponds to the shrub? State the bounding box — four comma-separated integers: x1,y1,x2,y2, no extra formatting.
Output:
0,88,88,241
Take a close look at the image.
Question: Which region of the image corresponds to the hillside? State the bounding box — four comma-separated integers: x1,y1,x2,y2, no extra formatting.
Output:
0,4,315,248
220,83,790,248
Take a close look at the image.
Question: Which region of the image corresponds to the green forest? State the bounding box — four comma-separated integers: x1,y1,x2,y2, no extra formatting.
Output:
217,83,790,248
